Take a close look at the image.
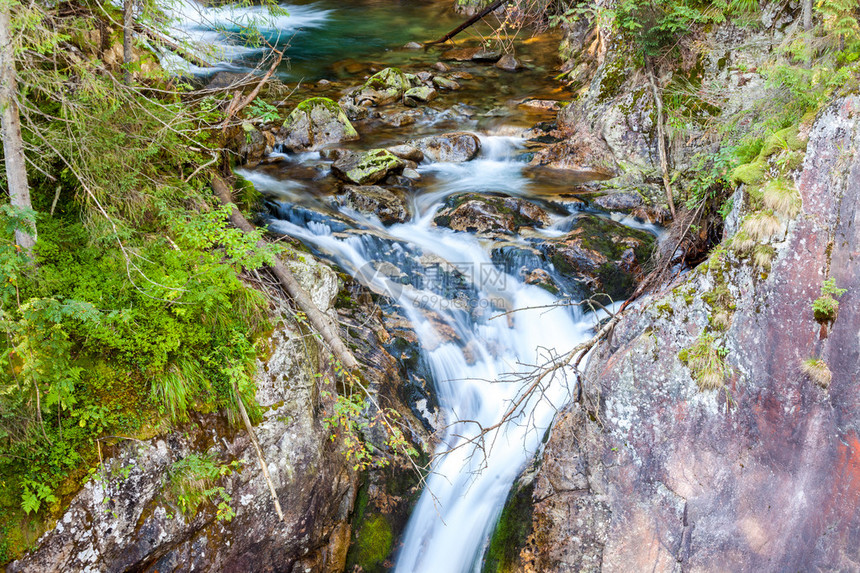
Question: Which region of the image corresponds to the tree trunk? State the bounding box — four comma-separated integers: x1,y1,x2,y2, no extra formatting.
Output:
0,4,35,251
645,58,677,220
123,0,134,84
802,0,813,32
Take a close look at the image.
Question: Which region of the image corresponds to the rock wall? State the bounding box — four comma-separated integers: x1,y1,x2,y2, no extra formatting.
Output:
529,96,860,570
7,257,357,573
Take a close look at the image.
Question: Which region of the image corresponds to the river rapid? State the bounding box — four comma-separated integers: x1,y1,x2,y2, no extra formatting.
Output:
178,1,659,570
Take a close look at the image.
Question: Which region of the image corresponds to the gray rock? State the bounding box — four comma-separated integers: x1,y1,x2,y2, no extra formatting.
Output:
432,76,460,91
351,67,412,107
387,144,424,163
403,41,423,50
331,149,405,185
411,132,481,163
495,54,521,71
592,191,644,212
338,185,410,224
277,97,359,152
403,86,438,107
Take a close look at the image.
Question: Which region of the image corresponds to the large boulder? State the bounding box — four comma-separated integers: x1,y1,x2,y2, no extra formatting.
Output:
529,137,617,178
410,132,481,163
337,185,410,225
331,149,405,185
540,216,654,300
278,97,359,152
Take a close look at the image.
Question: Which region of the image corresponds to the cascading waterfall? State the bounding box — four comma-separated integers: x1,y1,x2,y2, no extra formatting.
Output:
246,137,623,571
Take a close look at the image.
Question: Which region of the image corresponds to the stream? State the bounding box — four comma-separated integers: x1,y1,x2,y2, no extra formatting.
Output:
176,1,659,570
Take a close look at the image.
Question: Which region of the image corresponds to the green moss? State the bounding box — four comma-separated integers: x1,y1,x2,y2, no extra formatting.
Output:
346,149,404,184
759,125,806,158
350,515,393,571
283,98,358,139
483,481,534,573
294,96,342,115
365,67,410,91
731,159,767,185
598,58,627,100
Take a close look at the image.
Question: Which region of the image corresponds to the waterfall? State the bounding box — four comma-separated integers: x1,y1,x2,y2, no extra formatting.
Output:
249,136,614,571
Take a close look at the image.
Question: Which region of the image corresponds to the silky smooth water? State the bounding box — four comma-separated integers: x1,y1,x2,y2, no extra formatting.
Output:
181,1,659,569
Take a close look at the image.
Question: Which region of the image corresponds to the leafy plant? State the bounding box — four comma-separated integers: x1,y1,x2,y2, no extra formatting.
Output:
166,453,240,521
812,277,847,322
679,334,730,390
247,100,281,123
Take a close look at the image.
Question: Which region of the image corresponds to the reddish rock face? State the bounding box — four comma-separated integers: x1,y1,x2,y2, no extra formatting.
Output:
531,96,860,571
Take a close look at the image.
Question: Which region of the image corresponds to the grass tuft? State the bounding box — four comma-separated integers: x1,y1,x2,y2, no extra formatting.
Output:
762,179,801,217
742,211,782,242
801,358,832,388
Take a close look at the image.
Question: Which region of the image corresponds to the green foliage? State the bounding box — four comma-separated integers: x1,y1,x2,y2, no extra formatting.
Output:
247,100,281,123
812,278,846,322
166,453,240,521
321,362,417,472
679,333,729,390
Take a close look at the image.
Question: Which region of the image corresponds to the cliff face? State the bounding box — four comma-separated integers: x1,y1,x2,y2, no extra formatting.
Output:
530,96,860,571
7,258,358,573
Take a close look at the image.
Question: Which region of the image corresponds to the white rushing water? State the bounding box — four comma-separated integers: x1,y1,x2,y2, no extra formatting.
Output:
248,137,620,572
157,0,330,72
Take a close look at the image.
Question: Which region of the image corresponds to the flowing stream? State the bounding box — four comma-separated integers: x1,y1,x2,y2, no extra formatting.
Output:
179,0,658,569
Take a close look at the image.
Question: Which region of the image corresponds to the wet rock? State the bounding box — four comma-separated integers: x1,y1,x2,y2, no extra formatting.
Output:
204,71,251,90
338,185,410,225
403,86,438,107
519,99,562,111
277,97,359,152
524,268,561,294
432,76,460,91
530,95,860,573
529,137,617,178
410,132,481,163
403,41,423,50
495,54,522,71
432,62,451,72
332,149,405,185
434,194,550,235
387,144,424,163
442,46,502,62
415,71,433,83
352,67,412,107
235,121,267,166
379,110,418,127
592,191,644,212
338,100,372,121
402,168,421,180
540,216,654,300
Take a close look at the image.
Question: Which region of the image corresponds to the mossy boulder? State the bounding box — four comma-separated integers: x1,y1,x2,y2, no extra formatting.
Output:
759,125,808,158
278,97,359,152
353,68,414,107
332,149,405,185
540,216,655,300
731,159,767,186
349,515,393,571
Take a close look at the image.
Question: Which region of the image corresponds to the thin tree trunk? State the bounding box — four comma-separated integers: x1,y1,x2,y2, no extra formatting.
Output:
123,0,134,84
0,4,35,251
802,0,813,32
646,58,677,220
212,176,360,372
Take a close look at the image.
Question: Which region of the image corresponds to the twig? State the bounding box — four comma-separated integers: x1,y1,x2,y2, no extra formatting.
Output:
424,0,510,47
646,58,677,220
220,49,283,132
233,379,284,522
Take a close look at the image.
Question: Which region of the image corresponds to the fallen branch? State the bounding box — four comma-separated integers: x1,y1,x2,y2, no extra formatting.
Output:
212,176,360,372
134,24,214,69
646,58,677,220
424,0,510,47
220,49,283,131
233,380,284,522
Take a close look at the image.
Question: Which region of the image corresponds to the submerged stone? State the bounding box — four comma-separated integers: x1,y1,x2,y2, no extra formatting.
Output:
338,185,410,224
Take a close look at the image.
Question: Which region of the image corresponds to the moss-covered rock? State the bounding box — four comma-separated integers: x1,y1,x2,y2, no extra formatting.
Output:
403,85,438,107
278,97,359,152
540,216,655,300
731,159,767,185
332,149,405,185
434,193,550,234
353,68,413,107
759,125,808,158
483,481,535,573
